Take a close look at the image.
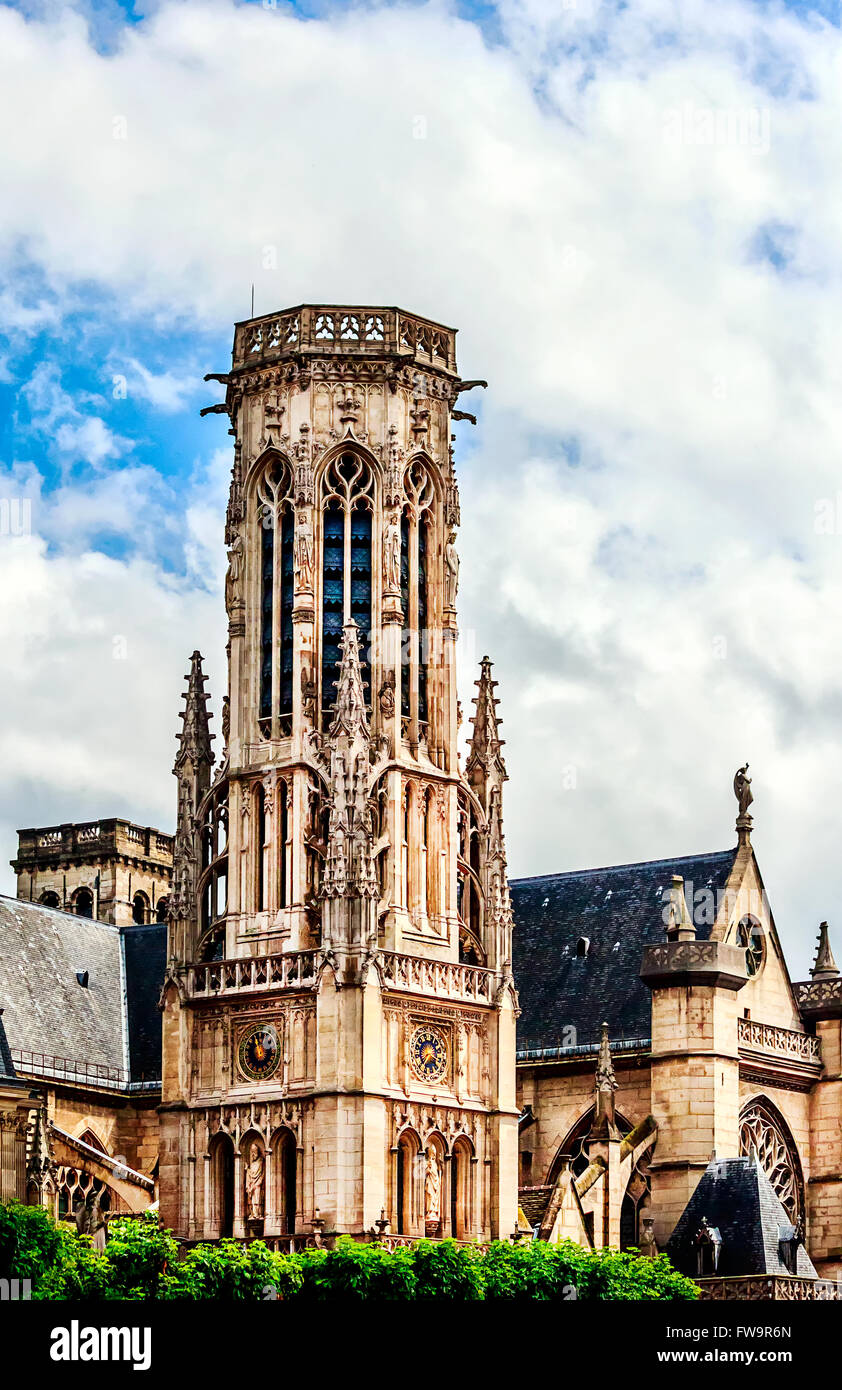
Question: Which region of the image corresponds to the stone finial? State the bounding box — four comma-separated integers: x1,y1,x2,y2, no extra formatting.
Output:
328,621,370,742
810,921,840,980
734,763,754,845
665,874,695,942
589,1022,619,1141
466,656,507,788
174,650,215,775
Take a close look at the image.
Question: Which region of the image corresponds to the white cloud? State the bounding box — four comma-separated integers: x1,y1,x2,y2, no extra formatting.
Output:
1,0,842,973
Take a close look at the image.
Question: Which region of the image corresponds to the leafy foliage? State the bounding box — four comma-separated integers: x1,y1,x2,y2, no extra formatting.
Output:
0,1201,698,1301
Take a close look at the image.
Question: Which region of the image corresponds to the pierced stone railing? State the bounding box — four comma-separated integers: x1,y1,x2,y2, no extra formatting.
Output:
378,951,495,1004
232,305,457,375
186,951,318,999
737,1017,821,1064
697,1274,838,1300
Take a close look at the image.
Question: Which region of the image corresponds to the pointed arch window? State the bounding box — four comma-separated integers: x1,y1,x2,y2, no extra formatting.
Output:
399,459,435,742
255,457,294,738
320,453,374,721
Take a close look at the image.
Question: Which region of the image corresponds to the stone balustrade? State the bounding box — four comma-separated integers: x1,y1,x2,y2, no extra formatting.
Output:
185,948,495,1006
378,951,495,1004
232,304,458,375
737,1016,822,1064
186,951,318,999
697,1274,838,1300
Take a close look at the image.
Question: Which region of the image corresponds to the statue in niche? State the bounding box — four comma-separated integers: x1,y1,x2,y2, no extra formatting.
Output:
734,764,754,818
384,514,402,594
301,667,317,722
424,1146,441,1226
294,509,314,591
444,531,459,608
225,530,244,613
245,1142,265,1221
378,671,396,719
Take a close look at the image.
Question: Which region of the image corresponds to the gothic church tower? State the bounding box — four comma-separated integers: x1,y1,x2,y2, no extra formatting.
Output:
159,306,519,1243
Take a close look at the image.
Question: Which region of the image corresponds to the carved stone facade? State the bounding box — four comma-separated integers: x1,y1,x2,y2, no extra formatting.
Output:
159,304,519,1243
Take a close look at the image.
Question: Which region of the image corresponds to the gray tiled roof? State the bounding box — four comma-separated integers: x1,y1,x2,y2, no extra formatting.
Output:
667,1155,817,1279
510,849,738,1049
0,896,165,1083
0,1009,16,1080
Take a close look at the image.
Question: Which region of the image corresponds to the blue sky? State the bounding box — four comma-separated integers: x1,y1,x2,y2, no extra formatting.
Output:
2,0,842,975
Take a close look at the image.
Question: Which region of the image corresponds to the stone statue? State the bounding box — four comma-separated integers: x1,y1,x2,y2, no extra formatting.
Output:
444,531,459,608
294,509,314,591
301,667,317,721
384,514,402,594
378,671,396,719
424,1146,441,1226
734,764,754,818
225,530,244,613
245,1142,265,1221
221,695,230,749
639,1215,658,1259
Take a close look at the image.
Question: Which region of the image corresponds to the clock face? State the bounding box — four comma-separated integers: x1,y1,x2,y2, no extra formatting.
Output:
238,1024,281,1082
410,1025,448,1085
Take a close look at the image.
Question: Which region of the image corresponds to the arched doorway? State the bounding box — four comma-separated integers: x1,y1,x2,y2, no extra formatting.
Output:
449,1137,474,1240
209,1133,234,1238
269,1128,297,1235
396,1129,420,1236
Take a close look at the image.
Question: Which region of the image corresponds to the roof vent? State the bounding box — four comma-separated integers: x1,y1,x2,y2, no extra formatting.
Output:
76,970,89,989
575,936,590,959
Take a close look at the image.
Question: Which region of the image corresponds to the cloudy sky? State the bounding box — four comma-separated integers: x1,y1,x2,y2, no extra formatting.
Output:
1,0,840,975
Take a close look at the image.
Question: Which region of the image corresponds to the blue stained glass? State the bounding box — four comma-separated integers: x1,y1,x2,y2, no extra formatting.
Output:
260,521,274,720
280,508,294,716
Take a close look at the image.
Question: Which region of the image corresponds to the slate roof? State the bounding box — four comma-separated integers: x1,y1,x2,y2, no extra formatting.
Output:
0,895,165,1085
519,1186,554,1228
666,1156,817,1279
510,849,738,1050
0,1009,17,1080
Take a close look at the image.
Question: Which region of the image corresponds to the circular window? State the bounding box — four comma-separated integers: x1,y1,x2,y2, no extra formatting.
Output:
737,917,765,977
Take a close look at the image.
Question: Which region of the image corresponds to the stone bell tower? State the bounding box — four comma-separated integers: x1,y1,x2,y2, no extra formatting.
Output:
159,305,519,1244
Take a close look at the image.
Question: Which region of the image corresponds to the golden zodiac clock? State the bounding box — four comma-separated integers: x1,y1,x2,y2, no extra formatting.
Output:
237,1023,281,1082
410,1025,449,1084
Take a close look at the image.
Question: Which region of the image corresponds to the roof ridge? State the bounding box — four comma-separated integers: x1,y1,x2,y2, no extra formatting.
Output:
510,847,737,885
0,894,122,930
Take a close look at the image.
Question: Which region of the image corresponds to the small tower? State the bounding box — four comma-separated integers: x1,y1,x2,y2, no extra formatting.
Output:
641,860,747,1244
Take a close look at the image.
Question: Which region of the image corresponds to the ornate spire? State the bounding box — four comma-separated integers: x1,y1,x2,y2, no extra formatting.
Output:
328,621,369,743
320,622,377,920
466,655,506,807
811,921,839,980
589,1022,620,1141
174,651,215,775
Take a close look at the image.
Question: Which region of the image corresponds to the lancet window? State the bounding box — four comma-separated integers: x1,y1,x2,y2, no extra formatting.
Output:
320,452,374,720
255,456,295,737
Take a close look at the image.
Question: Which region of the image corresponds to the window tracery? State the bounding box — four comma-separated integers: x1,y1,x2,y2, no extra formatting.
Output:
320,452,374,719
739,1099,803,1226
